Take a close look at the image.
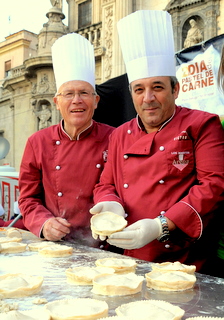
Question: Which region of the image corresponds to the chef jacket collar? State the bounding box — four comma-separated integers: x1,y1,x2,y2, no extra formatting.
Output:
60,119,94,140
136,107,176,132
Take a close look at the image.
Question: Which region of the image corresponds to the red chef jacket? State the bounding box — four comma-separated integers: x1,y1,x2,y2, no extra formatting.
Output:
93,106,224,271
19,120,114,245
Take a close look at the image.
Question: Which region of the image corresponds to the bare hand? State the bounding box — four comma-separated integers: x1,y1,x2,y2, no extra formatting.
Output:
42,217,71,241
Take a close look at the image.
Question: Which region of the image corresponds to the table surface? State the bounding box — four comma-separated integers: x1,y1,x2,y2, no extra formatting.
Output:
1,238,224,319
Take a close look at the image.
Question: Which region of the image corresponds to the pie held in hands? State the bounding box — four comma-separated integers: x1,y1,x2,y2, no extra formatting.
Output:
95,258,137,274
92,273,144,296
151,261,196,274
145,270,196,291
0,273,43,298
65,266,115,285
90,211,127,237
115,300,185,320
45,298,108,320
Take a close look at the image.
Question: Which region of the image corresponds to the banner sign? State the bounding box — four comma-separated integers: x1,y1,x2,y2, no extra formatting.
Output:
175,34,224,118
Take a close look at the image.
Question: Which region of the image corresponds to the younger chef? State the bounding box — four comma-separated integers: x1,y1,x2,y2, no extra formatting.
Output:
90,10,224,274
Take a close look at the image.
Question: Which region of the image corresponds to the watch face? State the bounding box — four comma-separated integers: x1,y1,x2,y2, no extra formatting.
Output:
158,234,170,242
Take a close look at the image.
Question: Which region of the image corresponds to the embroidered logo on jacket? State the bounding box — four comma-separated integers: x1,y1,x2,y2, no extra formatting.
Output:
172,152,190,171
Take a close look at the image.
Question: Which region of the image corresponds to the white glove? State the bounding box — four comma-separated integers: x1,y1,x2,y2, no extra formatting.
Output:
90,201,126,217
90,201,126,241
106,218,162,250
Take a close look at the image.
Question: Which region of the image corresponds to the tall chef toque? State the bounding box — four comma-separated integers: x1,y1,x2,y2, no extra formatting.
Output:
51,33,95,91
117,10,176,83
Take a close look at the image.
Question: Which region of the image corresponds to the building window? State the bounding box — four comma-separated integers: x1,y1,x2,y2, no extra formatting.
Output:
78,0,92,29
5,60,11,78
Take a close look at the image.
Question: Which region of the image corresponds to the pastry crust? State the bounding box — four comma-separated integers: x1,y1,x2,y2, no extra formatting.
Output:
6,228,22,238
0,309,51,320
0,273,43,298
186,317,224,320
38,244,73,257
151,261,196,274
95,258,137,274
92,273,144,296
45,298,108,320
115,300,185,320
0,236,22,243
65,266,115,285
0,242,27,253
145,270,196,291
90,211,127,236
101,317,135,320
28,241,56,251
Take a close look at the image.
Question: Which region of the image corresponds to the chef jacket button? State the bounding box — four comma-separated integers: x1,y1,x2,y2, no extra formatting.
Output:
56,165,61,170
159,179,165,184
160,211,166,215
127,130,132,134
58,192,63,197
159,146,165,151
124,155,128,159
56,140,61,145
165,244,170,249
100,245,104,249
96,164,101,169
124,183,129,188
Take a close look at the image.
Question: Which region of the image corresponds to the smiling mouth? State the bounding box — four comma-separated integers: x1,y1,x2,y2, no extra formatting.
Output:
71,109,85,113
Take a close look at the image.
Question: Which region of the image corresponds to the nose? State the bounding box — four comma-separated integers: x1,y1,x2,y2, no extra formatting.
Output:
143,89,155,103
71,92,82,102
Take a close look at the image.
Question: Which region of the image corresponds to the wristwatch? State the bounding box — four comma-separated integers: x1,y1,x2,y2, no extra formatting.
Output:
157,215,170,242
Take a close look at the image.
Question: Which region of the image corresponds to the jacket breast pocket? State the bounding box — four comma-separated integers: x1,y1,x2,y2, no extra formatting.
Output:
166,138,195,176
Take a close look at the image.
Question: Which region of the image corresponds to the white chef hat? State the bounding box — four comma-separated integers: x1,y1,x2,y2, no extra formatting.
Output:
117,10,176,83
51,33,95,90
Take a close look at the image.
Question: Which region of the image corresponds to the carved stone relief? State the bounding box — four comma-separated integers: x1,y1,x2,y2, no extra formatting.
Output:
103,5,114,80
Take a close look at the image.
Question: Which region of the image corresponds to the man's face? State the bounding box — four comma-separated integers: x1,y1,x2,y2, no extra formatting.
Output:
130,76,179,133
54,80,99,135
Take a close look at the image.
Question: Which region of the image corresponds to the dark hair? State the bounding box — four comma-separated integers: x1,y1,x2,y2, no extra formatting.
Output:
170,76,178,93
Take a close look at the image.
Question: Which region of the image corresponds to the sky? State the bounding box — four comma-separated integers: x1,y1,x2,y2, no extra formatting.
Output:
0,0,68,43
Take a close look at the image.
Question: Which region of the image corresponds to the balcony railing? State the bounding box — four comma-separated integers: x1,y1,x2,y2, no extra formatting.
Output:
76,22,102,48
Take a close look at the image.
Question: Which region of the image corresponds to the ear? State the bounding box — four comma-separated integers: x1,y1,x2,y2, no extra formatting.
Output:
94,94,100,109
53,96,60,110
173,82,180,99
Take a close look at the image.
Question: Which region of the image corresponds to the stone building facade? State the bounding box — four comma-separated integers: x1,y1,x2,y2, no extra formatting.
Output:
0,0,224,170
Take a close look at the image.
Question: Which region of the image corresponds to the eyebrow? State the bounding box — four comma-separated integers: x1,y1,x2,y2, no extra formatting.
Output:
132,80,165,89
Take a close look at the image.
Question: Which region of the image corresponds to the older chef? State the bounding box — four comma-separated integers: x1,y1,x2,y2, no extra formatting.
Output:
19,33,114,243
90,10,224,274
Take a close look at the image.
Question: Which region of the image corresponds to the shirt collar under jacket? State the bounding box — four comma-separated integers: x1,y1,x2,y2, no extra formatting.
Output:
136,107,176,132
60,119,94,140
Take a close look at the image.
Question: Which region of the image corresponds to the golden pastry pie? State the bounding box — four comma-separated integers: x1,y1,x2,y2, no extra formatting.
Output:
0,236,22,243
65,266,115,285
151,261,196,274
186,317,224,320
115,300,185,320
101,317,135,320
28,241,55,251
90,211,127,236
45,298,108,320
92,273,144,296
0,242,27,254
0,273,43,298
145,270,196,291
0,309,51,320
95,258,137,274
38,244,73,257
6,228,22,238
